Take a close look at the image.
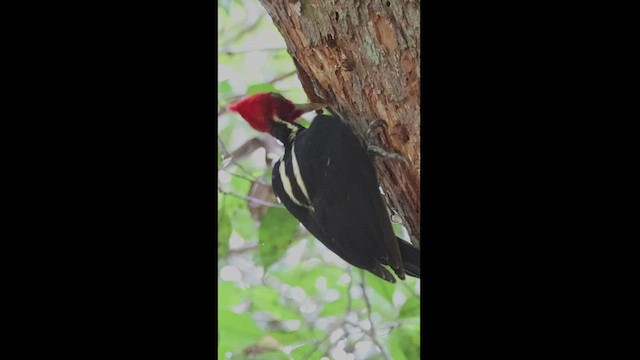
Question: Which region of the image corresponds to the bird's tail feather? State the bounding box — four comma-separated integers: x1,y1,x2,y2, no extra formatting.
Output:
398,238,420,278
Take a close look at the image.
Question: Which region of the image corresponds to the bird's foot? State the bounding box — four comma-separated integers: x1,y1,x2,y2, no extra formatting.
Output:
367,145,409,163
366,119,389,143
366,119,409,164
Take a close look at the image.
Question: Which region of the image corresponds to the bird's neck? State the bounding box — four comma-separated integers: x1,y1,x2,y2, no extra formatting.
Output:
270,116,305,145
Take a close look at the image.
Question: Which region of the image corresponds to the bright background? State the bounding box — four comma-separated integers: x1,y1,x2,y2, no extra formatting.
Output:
217,1,420,359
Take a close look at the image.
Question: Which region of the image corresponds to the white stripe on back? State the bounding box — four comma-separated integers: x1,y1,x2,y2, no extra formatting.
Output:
291,143,311,203
277,159,305,208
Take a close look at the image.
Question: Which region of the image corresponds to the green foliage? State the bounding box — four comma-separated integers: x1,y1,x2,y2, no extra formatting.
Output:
218,281,243,309
290,344,323,360
248,285,301,320
296,118,311,128
224,176,258,240
389,321,421,360
364,271,395,305
274,263,346,296
218,123,234,146
247,83,278,95
392,222,404,237
218,79,233,95
270,327,324,350
258,207,299,268
399,294,420,319
218,309,264,358
319,292,363,317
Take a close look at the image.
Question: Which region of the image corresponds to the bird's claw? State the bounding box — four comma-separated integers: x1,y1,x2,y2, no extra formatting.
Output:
366,119,388,142
366,119,409,164
367,145,409,164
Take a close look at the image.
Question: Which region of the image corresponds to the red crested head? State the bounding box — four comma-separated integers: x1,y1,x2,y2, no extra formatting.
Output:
228,92,326,133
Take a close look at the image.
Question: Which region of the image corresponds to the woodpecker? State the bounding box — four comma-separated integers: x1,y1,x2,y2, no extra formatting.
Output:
228,92,420,283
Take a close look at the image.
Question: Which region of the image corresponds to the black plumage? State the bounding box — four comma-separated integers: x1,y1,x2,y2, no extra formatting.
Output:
271,114,420,282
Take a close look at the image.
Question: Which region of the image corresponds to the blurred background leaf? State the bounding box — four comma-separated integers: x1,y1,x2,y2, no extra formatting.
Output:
258,207,299,268
247,83,278,95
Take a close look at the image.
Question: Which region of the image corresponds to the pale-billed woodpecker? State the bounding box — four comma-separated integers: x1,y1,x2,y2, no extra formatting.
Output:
228,92,420,283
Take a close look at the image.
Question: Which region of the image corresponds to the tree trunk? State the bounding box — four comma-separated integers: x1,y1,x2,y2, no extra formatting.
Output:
259,0,421,248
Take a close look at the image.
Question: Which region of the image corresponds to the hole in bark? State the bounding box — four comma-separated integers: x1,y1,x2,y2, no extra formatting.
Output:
327,33,337,48
335,12,339,21
386,1,391,6
342,60,355,71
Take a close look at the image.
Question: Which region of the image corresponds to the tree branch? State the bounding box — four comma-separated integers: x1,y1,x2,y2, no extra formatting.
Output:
360,270,391,360
218,186,283,208
217,136,266,180
344,268,354,317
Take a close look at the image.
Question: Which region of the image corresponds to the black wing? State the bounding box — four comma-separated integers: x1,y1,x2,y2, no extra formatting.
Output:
272,115,405,282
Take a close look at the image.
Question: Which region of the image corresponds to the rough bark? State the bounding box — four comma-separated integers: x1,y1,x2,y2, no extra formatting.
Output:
259,0,420,248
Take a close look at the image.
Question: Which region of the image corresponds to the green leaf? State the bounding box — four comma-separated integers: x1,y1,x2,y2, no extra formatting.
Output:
317,277,359,317
319,295,347,317
291,343,323,360
231,172,252,194
297,119,310,128
225,176,259,240
217,309,264,358
218,124,234,146
392,223,404,237
389,322,420,360
218,79,233,95
258,207,299,268
399,295,420,319
218,281,244,310
271,327,324,347
247,83,278,95
364,271,395,305
388,330,408,360
231,203,257,240
250,286,301,320
275,264,345,297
